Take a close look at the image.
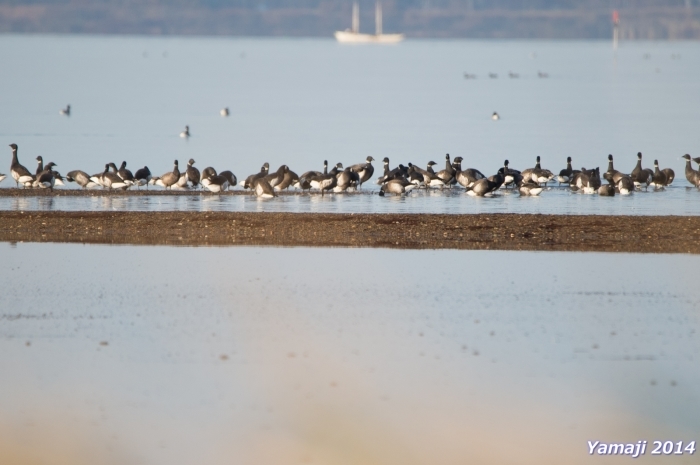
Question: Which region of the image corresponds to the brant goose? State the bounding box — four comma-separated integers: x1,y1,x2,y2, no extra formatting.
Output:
492,112,500,121
33,162,57,190
435,154,455,185
133,166,152,188
253,177,276,198
35,156,44,176
117,161,135,186
220,108,229,117
498,160,522,188
682,154,699,186
59,105,70,116
453,156,486,189
9,144,34,188
186,159,200,188
309,163,342,195
378,178,415,196
154,160,180,189
650,160,668,188
100,164,129,190
219,171,237,190
243,163,270,190
348,156,375,188
179,126,190,138
203,174,228,193
66,170,96,189
630,152,653,189
277,169,299,191
598,183,616,196
555,157,580,185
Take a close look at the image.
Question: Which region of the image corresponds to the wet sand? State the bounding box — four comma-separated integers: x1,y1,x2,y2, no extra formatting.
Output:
1,210,699,253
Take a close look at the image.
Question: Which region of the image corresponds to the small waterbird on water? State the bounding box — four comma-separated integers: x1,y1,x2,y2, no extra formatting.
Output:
179,126,190,138
60,104,70,116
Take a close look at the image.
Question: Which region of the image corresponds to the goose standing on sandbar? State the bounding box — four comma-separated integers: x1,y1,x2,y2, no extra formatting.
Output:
203,174,228,193
153,160,180,189
9,144,35,188
33,162,57,190
100,164,129,190
117,161,135,186
35,156,44,176
243,163,270,190
134,166,152,189
309,163,343,195
219,170,237,190
186,159,201,188
66,170,97,189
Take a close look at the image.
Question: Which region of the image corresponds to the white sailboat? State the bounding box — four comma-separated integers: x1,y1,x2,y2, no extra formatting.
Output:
334,1,404,43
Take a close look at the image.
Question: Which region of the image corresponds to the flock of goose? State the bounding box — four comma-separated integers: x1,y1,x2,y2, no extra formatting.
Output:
3,142,695,199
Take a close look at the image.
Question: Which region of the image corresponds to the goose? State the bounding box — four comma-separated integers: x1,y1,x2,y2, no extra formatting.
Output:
424,161,446,188
376,161,407,185
406,165,425,187
453,156,486,189
35,156,44,176
649,160,668,188
518,180,543,196
133,166,152,188
52,170,65,186
203,174,228,193
435,153,455,186
171,172,189,190
556,157,579,185
300,160,328,191
264,165,288,188
309,163,342,195
220,107,229,117
243,163,270,190
153,160,180,189
59,104,70,116
179,125,190,138
107,162,134,188
522,156,554,185
66,170,97,189
682,154,699,186
598,183,616,196
492,112,500,121
116,161,135,186
375,157,393,185
100,164,129,190
661,166,675,185
277,169,299,191
219,171,237,190
378,178,415,196
9,144,35,188
89,170,106,187
334,167,360,192
406,163,432,188
603,154,634,190
253,177,276,198
348,156,375,188
33,162,57,190
630,152,653,189
498,160,521,188
575,167,602,194
186,159,200,188
465,177,500,197
200,166,217,189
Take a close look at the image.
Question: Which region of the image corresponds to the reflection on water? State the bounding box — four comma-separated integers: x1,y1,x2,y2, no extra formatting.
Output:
2,186,700,215
0,244,698,464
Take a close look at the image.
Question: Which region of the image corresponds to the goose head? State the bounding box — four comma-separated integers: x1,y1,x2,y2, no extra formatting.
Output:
366,156,374,162
382,157,389,164
188,158,195,166
682,154,691,161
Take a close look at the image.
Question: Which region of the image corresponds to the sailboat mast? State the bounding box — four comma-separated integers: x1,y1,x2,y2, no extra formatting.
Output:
352,1,359,33
375,0,382,35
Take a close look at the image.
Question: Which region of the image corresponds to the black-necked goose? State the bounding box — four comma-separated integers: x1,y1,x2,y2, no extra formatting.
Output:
9,144,34,188
243,163,270,190
465,177,499,197
406,165,425,187
277,169,299,191
575,167,602,194
133,166,152,188
300,160,327,191
186,159,200,188
661,165,675,185
348,156,375,188
253,177,276,198
424,161,445,188
100,164,129,190
523,156,554,185
498,160,521,188
309,163,342,195
453,156,486,189
220,107,229,117
203,174,228,193
200,166,217,189
556,157,578,185
219,171,237,190
59,105,70,116
33,162,57,190
179,125,190,138
598,183,616,196
616,175,634,195
682,155,699,186
518,180,543,196
66,170,96,189
334,167,360,192
492,112,500,121
117,161,135,186
264,165,288,189
35,156,44,176
630,152,652,189
375,157,392,185
435,153,455,186
603,155,632,194
650,160,668,188
378,178,415,196
153,160,180,189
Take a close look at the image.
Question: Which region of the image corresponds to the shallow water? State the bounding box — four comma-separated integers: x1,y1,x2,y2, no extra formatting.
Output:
2,184,700,215
1,36,699,216
0,243,698,464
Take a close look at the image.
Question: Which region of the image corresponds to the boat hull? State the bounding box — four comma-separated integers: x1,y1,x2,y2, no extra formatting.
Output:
334,31,404,43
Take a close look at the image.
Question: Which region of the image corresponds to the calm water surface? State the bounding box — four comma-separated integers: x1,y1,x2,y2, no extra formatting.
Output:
0,243,698,464
1,36,699,215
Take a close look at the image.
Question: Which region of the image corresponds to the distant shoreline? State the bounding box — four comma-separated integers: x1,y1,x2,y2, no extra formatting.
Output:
2,210,700,254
